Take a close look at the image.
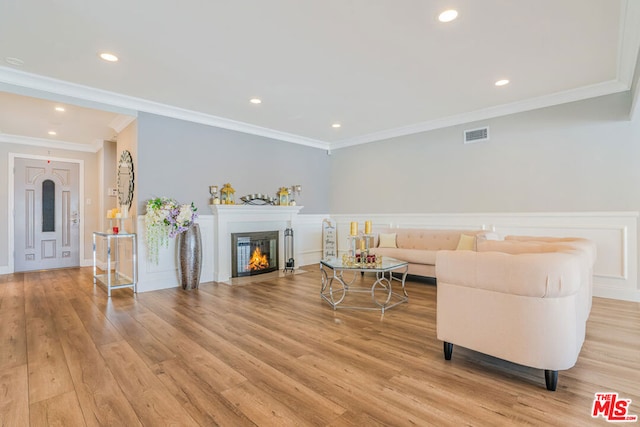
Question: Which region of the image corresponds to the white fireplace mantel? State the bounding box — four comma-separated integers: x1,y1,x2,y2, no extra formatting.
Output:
209,204,303,283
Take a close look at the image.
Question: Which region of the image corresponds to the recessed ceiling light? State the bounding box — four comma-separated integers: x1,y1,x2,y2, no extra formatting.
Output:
5,56,24,66
48,131,57,136
99,52,119,62
495,79,510,86
332,123,341,128
249,98,262,104
55,106,65,112
438,10,458,22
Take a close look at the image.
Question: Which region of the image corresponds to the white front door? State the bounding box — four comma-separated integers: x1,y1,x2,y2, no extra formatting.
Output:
14,158,80,272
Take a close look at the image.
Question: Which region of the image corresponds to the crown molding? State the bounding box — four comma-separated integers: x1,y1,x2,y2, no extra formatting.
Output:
0,67,330,150
0,69,137,116
109,114,136,133
138,102,330,150
618,0,640,86
92,139,107,152
329,80,629,150
631,74,640,121
0,133,99,153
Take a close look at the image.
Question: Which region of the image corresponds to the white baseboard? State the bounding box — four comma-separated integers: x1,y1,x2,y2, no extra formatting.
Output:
594,287,640,302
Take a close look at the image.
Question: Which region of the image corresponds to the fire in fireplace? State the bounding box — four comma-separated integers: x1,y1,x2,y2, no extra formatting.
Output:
231,231,279,277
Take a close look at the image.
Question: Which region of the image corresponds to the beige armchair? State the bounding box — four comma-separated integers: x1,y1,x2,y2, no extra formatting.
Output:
435,236,596,390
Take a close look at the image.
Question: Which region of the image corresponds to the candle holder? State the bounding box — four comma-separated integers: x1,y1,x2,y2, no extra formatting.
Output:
209,185,220,205
221,183,235,204
289,184,302,206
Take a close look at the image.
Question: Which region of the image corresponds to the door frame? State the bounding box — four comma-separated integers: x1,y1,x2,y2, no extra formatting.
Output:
8,153,85,273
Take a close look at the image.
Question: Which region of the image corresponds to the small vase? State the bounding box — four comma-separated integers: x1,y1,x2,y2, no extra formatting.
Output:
177,223,202,290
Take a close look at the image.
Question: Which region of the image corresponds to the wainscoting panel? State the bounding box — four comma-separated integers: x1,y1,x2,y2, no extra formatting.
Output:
294,214,327,268
330,212,640,302
134,212,638,301
136,215,215,293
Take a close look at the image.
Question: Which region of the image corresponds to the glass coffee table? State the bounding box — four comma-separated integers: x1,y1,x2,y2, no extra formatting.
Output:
320,257,409,313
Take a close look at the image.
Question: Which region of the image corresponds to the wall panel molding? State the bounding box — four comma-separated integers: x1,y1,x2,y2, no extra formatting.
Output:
331,211,639,302
123,211,639,302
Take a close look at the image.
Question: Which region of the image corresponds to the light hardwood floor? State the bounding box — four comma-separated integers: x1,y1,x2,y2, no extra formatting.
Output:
1,267,639,426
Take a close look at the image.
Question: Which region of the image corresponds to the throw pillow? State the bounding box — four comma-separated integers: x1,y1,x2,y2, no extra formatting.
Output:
456,234,476,251
378,233,397,248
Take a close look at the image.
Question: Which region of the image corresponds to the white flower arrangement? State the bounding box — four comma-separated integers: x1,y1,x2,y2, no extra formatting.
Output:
144,197,198,264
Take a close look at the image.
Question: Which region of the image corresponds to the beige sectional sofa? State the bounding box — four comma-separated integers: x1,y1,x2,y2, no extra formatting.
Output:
436,236,596,390
369,228,483,277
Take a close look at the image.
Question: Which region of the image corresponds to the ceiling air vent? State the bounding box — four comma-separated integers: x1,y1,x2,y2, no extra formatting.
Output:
464,127,489,144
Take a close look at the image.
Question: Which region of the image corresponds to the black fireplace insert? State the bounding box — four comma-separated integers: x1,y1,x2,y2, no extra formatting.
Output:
231,231,279,277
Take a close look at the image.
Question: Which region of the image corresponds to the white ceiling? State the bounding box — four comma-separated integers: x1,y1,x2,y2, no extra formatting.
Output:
1,0,639,151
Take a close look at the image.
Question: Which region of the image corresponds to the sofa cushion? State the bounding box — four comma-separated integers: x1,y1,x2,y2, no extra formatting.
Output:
394,229,469,251
371,248,438,265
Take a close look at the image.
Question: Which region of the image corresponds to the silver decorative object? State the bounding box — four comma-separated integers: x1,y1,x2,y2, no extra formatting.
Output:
177,223,202,290
117,150,134,209
289,184,302,205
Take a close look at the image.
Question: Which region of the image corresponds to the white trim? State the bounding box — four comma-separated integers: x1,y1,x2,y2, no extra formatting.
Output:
109,114,136,134
0,67,329,151
330,211,640,302
594,286,640,302
632,75,640,121
618,0,640,87
8,153,85,274
1,133,100,153
91,139,105,153
0,70,634,152
329,80,629,150
620,0,640,121
0,73,137,117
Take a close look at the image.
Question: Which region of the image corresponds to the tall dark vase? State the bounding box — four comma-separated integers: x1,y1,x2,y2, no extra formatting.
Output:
177,223,202,290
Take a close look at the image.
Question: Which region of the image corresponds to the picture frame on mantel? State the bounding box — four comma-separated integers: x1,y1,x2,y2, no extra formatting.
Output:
322,218,337,260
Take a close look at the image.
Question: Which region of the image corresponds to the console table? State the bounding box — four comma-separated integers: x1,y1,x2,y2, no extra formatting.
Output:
320,257,409,313
92,231,137,297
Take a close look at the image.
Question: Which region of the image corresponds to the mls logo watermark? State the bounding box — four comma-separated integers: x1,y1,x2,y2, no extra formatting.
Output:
592,392,638,422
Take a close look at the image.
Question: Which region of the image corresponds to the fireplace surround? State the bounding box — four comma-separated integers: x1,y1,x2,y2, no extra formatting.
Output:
209,205,303,283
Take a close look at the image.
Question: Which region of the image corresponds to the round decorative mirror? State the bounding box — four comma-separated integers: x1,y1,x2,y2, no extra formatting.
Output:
117,150,134,209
